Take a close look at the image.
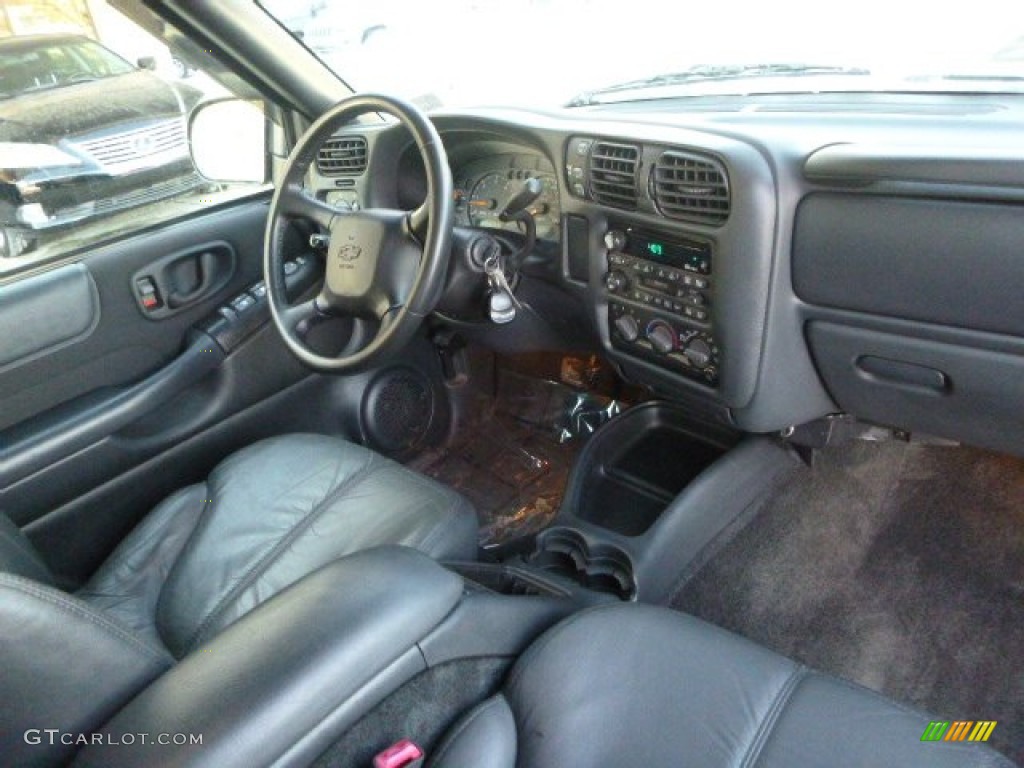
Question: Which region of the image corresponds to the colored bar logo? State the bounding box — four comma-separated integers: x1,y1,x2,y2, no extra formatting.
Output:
921,721,997,742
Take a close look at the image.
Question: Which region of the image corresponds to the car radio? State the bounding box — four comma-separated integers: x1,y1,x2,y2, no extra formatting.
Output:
602,226,719,386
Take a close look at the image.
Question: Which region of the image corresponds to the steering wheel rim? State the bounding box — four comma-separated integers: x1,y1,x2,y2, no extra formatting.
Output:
264,93,453,372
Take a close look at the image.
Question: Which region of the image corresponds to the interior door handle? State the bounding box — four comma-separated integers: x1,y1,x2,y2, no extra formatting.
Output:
167,250,220,309
132,241,236,319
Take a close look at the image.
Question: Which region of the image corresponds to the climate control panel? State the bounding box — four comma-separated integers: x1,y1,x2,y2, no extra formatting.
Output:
609,303,719,385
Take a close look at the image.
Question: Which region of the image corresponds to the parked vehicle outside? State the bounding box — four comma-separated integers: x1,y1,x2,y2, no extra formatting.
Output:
0,34,206,259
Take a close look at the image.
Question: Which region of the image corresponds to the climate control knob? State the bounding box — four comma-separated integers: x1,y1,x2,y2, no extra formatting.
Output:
646,321,676,355
604,230,627,252
683,338,712,368
604,270,629,293
613,313,640,342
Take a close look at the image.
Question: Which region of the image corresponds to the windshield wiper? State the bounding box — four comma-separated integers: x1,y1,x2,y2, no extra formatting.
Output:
908,73,1024,84
566,63,872,106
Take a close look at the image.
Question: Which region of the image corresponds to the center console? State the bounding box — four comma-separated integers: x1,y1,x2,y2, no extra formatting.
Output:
603,225,720,386
521,401,798,603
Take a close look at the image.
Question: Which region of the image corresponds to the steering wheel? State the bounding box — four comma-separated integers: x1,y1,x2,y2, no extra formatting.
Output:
264,94,453,372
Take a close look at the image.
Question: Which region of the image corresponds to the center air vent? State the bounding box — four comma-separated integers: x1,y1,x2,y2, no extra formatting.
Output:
316,136,367,176
652,151,730,224
589,141,639,209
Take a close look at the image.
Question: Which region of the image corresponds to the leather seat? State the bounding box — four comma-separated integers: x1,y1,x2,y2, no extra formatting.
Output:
430,604,1015,768
4,433,477,657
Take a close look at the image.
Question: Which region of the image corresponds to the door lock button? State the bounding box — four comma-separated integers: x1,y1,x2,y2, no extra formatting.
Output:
136,277,161,311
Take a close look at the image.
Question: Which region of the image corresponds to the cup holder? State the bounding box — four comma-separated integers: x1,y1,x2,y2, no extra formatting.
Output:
446,561,573,598
531,529,637,601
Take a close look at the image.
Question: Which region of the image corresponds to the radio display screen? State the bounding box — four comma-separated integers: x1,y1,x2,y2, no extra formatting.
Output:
623,230,712,273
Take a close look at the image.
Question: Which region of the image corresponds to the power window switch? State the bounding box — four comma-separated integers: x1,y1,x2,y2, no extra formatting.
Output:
230,293,256,313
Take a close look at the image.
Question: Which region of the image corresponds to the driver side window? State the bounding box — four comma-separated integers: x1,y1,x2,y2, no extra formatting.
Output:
0,1,272,277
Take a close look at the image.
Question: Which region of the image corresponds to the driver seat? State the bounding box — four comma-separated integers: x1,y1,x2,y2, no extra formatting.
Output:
2,433,478,657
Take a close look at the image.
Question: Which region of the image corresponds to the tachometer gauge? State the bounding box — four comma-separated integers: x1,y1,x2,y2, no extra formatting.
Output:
468,171,509,230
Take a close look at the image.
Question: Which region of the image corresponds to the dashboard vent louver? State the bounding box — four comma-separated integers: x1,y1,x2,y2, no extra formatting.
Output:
316,136,367,175
589,142,639,209
652,151,730,224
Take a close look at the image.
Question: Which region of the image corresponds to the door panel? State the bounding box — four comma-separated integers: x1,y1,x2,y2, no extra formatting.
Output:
0,198,310,528
0,200,268,433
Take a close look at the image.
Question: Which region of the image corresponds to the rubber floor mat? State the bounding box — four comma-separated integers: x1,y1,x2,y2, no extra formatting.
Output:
669,440,1024,763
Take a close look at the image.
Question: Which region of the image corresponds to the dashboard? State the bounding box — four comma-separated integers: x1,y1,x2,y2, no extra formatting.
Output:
307,94,1024,458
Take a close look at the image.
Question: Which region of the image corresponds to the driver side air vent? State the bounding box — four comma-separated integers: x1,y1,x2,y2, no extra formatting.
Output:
589,142,639,210
316,136,367,175
652,151,730,224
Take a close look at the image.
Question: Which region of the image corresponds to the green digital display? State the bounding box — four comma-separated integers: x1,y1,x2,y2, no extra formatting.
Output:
623,230,712,273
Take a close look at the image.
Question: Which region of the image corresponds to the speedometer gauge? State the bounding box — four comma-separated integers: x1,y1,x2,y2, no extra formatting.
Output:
468,172,509,230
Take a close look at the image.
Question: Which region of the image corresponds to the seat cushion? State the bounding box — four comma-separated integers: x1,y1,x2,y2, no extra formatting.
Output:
430,604,1015,768
80,434,477,657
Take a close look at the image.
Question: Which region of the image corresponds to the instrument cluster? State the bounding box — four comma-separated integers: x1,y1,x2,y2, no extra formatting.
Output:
453,152,561,241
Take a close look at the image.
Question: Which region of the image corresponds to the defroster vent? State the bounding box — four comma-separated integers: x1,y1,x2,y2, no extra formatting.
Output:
316,136,367,176
589,142,639,210
652,151,730,224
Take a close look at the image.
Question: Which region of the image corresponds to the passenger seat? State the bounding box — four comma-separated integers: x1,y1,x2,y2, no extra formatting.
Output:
429,604,1016,767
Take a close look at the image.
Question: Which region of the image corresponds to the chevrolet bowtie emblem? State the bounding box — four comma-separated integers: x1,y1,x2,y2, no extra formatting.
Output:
338,244,362,262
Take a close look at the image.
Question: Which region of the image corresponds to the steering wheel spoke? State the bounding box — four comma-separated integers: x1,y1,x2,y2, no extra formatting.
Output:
281,185,341,230
409,201,430,243
280,298,331,338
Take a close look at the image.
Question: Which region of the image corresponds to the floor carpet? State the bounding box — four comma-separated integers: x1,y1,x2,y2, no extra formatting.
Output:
670,440,1024,762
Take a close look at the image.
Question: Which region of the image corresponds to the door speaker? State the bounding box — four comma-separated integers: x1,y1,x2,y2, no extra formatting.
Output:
361,367,435,455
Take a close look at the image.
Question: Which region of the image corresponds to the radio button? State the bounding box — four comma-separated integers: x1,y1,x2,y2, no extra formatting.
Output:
604,270,629,293
603,230,627,252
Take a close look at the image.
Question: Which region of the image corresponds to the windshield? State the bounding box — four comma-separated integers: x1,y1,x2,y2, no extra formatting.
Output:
258,0,1024,108
0,37,135,98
